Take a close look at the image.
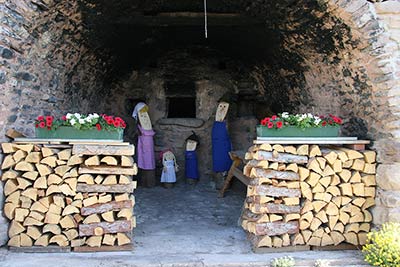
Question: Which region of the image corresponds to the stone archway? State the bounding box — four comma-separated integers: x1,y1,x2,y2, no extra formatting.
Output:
0,0,399,245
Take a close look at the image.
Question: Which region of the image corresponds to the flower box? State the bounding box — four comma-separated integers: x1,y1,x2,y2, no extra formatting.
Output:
35,126,123,140
257,125,340,137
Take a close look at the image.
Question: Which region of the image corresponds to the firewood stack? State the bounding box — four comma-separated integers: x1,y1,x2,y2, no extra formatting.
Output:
241,143,376,249
1,142,137,251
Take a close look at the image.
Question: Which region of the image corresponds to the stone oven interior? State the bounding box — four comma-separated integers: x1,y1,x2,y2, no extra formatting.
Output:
2,0,392,186
70,0,369,184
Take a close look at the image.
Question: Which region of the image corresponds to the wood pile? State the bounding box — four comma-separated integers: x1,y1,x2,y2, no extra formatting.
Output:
1,142,137,252
241,143,376,249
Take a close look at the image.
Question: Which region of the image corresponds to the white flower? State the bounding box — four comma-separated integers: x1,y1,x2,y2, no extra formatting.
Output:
66,113,73,119
282,112,289,118
314,118,321,125
74,113,81,119
93,113,99,118
307,113,313,118
70,118,76,125
79,118,85,124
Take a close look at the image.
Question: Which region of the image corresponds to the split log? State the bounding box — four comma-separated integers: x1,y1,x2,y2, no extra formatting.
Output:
119,175,131,184
101,156,118,166
15,161,35,172
20,233,33,247
1,143,17,153
57,149,72,161
49,234,69,247
117,233,131,246
2,170,18,181
363,151,376,163
43,224,62,235
103,175,118,185
26,226,42,240
54,165,71,176
41,147,55,157
83,196,98,207
103,234,116,246
283,146,297,155
81,200,132,216
98,194,112,203
79,220,131,236
8,235,20,247
253,151,308,164
4,202,17,220
296,145,309,155
67,155,84,166
64,229,79,240
14,208,29,222
60,215,77,229
13,150,27,163
121,156,134,167
78,174,95,184
102,211,115,222
9,221,26,237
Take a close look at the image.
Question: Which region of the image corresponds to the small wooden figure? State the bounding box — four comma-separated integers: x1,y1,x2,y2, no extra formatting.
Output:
132,102,156,187
160,150,179,188
212,101,232,173
185,131,199,184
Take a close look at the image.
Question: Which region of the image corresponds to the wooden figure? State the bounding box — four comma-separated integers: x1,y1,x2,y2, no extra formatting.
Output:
212,101,232,173
185,132,199,184
161,150,179,188
132,102,156,187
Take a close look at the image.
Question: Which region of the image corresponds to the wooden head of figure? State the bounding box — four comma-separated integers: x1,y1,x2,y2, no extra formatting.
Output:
185,131,200,151
215,102,229,122
162,150,179,172
133,102,153,130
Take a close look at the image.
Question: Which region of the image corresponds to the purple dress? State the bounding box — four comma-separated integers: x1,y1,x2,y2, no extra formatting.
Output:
137,125,156,170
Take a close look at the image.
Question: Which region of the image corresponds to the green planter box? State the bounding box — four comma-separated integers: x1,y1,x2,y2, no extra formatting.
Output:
257,125,340,137
35,126,124,140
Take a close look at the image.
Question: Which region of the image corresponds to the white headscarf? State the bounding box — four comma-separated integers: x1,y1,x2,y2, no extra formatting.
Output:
132,102,147,121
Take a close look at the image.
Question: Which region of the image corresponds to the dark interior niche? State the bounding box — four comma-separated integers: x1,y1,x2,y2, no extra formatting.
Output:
167,97,196,118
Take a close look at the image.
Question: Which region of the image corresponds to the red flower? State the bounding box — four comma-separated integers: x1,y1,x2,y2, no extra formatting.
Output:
96,123,101,131
37,116,44,121
39,121,45,128
267,122,274,129
46,116,53,122
265,117,271,122
115,117,122,122
271,115,277,120
121,121,126,128
322,121,327,126
61,115,67,121
35,124,39,128
107,119,113,125
47,126,51,130
113,120,121,128
276,121,283,129
46,121,52,127
261,118,268,126
337,118,343,124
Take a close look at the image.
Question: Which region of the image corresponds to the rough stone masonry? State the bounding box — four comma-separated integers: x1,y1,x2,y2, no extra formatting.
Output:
0,0,399,246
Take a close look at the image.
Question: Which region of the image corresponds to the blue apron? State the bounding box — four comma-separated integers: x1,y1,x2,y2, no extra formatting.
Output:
212,121,232,172
185,150,199,179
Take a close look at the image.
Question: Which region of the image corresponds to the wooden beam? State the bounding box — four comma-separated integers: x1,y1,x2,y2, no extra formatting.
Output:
77,182,137,193
79,220,131,236
81,200,133,216
79,165,137,176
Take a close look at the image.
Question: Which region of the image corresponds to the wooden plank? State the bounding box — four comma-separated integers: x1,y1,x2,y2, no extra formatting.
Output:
249,185,301,197
73,144,134,156
79,165,137,176
79,220,131,236
257,137,358,141
254,151,308,164
254,221,299,236
81,200,133,216
249,203,301,214
232,168,250,186
345,144,365,151
73,244,133,252
77,182,136,193
9,246,71,253
311,244,361,251
250,168,299,181
253,245,310,253
254,138,370,145
14,138,126,145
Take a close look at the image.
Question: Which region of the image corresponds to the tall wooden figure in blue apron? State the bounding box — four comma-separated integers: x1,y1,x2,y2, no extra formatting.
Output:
185,131,200,184
212,102,232,174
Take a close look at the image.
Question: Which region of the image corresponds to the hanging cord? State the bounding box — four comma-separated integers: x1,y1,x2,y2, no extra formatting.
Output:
204,0,208,38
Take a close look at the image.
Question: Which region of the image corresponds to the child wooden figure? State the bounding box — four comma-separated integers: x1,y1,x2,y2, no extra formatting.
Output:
160,150,179,188
185,131,200,184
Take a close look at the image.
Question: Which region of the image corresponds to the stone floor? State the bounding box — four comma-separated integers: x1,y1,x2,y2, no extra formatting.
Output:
0,181,370,267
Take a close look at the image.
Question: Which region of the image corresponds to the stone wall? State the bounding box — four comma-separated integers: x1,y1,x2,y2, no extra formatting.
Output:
0,0,106,245
100,47,259,183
